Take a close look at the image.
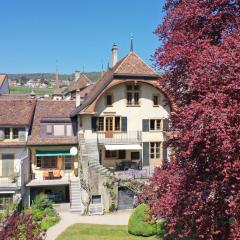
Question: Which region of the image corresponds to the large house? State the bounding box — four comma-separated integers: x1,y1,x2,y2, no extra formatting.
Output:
26,100,82,211
0,74,10,95
70,45,173,212
0,95,36,211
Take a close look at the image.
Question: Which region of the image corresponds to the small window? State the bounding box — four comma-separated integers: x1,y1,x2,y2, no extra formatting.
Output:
53,125,65,136
36,157,42,168
2,154,14,177
131,152,140,160
153,95,160,106
115,117,121,131
64,156,72,170
97,117,104,131
92,195,101,204
150,119,162,131
42,157,57,169
4,128,10,139
118,150,126,159
66,125,72,137
126,84,140,106
150,142,161,160
105,150,117,158
12,128,19,139
106,94,113,106
0,194,13,211
46,125,53,135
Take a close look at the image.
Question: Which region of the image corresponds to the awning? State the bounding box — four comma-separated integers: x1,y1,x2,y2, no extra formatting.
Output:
105,144,142,151
35,150,71,157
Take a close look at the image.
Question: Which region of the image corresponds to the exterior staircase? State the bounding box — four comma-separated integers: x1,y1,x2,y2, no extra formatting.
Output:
70,178,82,212
79,134,112,177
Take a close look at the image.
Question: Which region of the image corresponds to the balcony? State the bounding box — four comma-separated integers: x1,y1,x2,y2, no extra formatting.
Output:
97,131,142,144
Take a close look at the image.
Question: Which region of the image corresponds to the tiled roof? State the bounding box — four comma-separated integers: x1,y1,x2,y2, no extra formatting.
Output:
28,100,78,146
66,74,92,94
0,74,7,88
71,51,159,116
113,52,158,77
0,96,36,126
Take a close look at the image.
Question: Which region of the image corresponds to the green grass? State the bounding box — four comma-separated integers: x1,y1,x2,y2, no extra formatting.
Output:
10,86,52,95
57,224,160,240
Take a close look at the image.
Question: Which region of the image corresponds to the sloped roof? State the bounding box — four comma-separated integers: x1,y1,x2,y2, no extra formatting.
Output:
71,51,159,116
113,52,158,77
0,74,7,88
0,96,36,126
28,100,78,146
66,74,92,94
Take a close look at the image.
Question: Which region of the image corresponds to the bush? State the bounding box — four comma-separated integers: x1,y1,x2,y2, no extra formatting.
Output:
40,215,60,231
128,203,165,237
32,193,53,211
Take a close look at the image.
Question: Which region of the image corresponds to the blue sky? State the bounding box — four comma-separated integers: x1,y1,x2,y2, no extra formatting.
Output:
0,0,165,74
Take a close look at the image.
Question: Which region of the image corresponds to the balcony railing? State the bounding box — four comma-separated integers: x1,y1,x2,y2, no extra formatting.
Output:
97,131,142,144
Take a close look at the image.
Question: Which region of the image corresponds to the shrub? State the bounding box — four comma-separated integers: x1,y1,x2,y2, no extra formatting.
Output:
40,215,60,231
32,193,53,211
128,203,165,237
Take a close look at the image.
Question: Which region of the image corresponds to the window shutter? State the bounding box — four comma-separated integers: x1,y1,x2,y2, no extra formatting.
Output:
142,119,149,132
163,118,169,131
91,117,98,132
0,129,4,141
162,143,168,160
118,150,126,159
18,129,26,141
121,117,127,132
143,142,149,166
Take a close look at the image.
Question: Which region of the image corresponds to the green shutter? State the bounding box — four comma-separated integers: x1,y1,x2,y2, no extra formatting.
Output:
143,142,149,166
163,143,168,160
121,117,127,132
163,118,169,131
91,117,98,131
142,119,149,132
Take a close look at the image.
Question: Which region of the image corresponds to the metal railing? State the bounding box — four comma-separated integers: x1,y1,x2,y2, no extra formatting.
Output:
97,131,142,144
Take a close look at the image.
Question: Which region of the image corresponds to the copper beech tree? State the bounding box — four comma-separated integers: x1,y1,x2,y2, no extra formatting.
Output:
143,1,240,239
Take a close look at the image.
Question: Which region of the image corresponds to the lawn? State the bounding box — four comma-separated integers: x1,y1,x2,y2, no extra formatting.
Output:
57,224,160,240
10,86,52,95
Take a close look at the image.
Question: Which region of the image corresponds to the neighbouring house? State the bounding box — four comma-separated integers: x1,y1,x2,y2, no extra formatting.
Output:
26,100,82,212
0,95,36,211
64,71,93,101
0,74,10,95
70,44,174,213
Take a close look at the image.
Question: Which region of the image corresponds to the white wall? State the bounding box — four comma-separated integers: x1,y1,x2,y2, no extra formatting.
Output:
80,82,171,143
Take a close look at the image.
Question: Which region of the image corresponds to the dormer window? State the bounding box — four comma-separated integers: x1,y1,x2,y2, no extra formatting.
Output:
44,124,73,137
126,84,140,106
4,128,10,139
0,128,25,141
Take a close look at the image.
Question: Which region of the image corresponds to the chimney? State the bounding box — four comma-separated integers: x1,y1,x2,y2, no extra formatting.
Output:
76,89,81,107
112,43,118,67
75,71,81,81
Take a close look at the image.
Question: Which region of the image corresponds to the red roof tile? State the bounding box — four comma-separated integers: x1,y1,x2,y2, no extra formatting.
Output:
0,96,36,126
28,100,78,146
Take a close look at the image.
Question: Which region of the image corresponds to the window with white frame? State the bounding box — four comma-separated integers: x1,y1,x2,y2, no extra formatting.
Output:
0,194,13,211
126,84,140,106
45,124,73,137
150,142,161,160
150,119,162,131
1,128,25,141
97,116,121,132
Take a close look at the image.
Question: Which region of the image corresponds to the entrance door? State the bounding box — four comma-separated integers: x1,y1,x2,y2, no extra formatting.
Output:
118,187,134,210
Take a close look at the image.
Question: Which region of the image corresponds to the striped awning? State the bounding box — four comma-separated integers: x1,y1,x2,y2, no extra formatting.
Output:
35,150,71,157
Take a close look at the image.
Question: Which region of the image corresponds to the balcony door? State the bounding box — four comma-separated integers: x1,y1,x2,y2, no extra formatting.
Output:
2,154,14,177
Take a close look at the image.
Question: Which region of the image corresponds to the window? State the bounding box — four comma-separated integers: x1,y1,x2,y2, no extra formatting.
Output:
153,95,160,106
53,125,65,136
97,116,121,132
4,128,10,139
42,157,57,169
98,117,104,131
126,84,140,106
12,128,19,139
115,117,121,131
150,119,162,131
36,157,42,168
106,94,113,106
105,150,117,158
2,154,14,177
92,195,101,204
150,142,161,160
64,157,72,170
118,150,126,159
46,125,53,135
131,152,140,160
0,194,13,211
66,125,72,137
